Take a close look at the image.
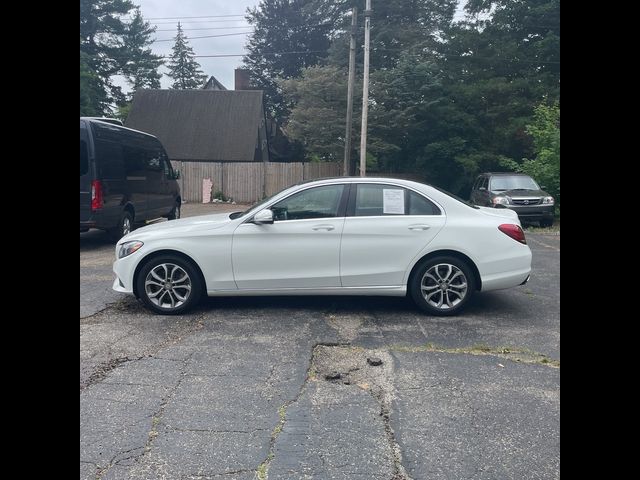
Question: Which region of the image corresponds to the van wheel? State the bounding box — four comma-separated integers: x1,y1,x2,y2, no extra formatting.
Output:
168,200,181,220
109,211,133,241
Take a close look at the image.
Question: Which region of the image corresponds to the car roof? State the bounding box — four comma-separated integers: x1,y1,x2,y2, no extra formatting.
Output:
480,172,531,176
292,176,430,189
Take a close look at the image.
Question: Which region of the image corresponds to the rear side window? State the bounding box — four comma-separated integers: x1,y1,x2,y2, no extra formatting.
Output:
80,140,88,176
354,184,440,216
408,191,440,215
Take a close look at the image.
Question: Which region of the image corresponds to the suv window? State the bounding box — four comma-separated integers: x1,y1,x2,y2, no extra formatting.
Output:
272,185,345,221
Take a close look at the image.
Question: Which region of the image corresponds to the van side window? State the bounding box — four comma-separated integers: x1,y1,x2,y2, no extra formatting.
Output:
94,139,125,178
161,153,173,177
146,149,162,171
80,140,89,176
122,145,147,175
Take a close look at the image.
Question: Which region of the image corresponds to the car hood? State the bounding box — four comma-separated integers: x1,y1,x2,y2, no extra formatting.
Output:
120,213,236,241
477,206,520,221
495,188,548,197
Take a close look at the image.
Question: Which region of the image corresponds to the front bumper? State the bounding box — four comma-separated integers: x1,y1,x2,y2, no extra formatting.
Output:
505,204,554,221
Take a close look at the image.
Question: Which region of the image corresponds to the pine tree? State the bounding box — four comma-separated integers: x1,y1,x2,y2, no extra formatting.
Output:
122,8,163,91
167,23,207,89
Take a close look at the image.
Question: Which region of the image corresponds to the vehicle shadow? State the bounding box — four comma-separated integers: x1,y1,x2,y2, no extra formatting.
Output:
80,229,114,251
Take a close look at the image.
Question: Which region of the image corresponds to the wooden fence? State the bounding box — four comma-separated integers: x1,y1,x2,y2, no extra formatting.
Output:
170,161,342,203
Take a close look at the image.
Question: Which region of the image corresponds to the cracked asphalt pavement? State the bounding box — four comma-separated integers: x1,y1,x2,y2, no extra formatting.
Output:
80,204,559,479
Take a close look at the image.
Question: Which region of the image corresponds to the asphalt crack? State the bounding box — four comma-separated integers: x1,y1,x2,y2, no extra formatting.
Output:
255,342,349,480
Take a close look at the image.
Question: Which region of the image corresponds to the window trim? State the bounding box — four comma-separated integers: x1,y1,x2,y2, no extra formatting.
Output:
346,182,443,217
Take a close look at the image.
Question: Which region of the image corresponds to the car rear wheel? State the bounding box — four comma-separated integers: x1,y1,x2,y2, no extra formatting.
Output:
410,256,475,316
136,255,202,315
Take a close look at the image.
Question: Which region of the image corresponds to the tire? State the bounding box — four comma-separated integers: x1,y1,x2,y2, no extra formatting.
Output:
540,218,553,228
136,254,203,315
167,200,181,220
109,210,134,242
410,256,475,316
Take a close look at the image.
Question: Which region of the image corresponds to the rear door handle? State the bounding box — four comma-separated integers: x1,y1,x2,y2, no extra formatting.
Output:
408,224,431,231
312,224,335,231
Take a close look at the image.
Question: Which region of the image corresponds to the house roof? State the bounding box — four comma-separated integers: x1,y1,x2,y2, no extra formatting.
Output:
125,89,264,162
202,76,227,90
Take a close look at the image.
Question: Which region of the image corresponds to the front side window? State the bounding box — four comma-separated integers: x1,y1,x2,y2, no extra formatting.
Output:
271,185,345,221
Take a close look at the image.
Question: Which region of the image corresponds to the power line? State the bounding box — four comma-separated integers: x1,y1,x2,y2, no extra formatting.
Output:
152,19,249,25
155,26,254,32
154,31,253,43
147,14,245,20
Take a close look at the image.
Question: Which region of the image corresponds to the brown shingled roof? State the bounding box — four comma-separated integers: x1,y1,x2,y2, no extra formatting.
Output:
125,89,264,162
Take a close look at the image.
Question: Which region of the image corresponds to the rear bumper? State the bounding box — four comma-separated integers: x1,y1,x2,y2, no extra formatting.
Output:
80,220,96,232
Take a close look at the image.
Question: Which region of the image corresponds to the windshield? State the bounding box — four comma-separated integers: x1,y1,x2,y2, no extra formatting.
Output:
490,175,539,191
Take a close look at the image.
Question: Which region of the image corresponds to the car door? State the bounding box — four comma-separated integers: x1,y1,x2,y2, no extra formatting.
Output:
340,183,446,287
232,184,349,289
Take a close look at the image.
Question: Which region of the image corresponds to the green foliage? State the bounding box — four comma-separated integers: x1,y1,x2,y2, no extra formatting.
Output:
501,103,560,206
280,65,360,162
80,0,162,115
243,0,351,120
167,23,207,89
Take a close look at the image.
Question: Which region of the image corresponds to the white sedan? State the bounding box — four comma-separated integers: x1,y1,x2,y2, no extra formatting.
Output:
113,178,532,316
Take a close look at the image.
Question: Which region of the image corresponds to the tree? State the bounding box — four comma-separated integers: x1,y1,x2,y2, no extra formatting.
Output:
166,23,207,89
80,0,162,115
243,0,351,121
280,65,361,162
122,8,163,91
80,51,109,116
501,102,560,207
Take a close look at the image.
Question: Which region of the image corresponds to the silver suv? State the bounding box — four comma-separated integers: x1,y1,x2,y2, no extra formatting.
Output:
469,173,555,227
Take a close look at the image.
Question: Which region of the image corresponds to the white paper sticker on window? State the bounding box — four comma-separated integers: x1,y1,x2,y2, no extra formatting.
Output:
383,189,405,214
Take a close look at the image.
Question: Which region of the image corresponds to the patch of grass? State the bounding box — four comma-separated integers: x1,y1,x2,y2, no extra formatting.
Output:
388,343,559,367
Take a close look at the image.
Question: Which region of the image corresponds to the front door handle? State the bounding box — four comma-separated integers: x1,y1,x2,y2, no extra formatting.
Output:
312,224,335,231
408,224,431,231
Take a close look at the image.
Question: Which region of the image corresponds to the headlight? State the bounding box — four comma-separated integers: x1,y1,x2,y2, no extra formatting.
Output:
118,241,144,259
492,196,510,206
542,196,554,205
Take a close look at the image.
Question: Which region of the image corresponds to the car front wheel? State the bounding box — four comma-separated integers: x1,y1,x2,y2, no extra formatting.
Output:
410,256,475,316
136,255,203,315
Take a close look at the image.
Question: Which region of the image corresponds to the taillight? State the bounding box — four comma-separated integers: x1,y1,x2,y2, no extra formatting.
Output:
498,224,527,244
91,180,103,212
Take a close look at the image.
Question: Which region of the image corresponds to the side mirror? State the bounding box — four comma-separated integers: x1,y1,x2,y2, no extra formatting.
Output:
253,209,274,224
174,170,181,180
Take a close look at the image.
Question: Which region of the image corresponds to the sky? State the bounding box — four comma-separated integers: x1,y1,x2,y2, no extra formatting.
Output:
116,0,466,93
116,0,261,92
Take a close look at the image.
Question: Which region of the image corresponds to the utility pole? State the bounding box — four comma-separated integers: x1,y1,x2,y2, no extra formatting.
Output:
343,7,358,176
359,0,372,177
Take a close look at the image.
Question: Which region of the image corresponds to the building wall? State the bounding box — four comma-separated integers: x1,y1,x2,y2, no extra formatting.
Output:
171,161,342,203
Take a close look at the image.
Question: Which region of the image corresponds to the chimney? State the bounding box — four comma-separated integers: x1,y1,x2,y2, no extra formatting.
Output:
235,68,251,90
